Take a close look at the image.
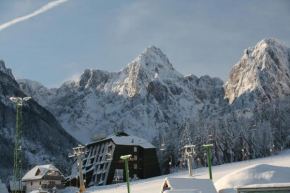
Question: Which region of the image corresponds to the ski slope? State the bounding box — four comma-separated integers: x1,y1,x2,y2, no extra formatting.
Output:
64,149,290,193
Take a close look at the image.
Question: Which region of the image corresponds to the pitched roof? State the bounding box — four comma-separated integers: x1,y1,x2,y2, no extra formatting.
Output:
87,132,155,149
22,164,64,181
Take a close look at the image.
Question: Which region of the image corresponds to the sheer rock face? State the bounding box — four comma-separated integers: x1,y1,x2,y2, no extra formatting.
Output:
0,60,13,79
0,62,78,179
224,39,290,108
17,46,225,143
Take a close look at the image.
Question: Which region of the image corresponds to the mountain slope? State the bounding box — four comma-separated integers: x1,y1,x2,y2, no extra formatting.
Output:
14,39,290,171
0,60,78,180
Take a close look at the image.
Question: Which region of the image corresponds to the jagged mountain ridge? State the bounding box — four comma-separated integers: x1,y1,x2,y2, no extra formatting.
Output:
0,61,78,180
17,39,290,145
17,46,226,143
224,39,290,108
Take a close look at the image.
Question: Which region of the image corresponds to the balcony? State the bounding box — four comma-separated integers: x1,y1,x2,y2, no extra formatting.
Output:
41,184,65,189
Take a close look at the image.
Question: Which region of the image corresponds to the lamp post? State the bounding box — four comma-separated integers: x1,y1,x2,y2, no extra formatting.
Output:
204,153,207,167
10,97,30,193
281,140,284,159
120,155,132,193
242,149,244,161
197,158,200,168
169,156,172,174
202,144,213,180
179,157,183,171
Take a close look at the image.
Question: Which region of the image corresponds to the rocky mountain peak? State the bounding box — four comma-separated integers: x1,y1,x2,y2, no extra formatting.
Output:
224,38,290,106
77,69,110,89
0,60,14,79
126,46,182,80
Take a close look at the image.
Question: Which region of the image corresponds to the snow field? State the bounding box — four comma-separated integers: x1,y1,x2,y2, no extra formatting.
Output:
63,149,290,193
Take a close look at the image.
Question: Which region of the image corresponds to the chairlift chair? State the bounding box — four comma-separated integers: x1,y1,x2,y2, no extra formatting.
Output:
208,134,214,142
160,139,166,151
252,124,257,131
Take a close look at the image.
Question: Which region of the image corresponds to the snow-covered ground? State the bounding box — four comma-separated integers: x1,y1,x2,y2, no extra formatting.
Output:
64,149,290,193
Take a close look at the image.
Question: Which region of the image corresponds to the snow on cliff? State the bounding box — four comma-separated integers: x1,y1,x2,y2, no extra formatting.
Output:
17,46,224,143
224,38,290,107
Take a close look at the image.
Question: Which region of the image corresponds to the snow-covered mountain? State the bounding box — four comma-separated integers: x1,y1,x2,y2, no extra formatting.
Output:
11,38,290,171
17,46,225,143
224,39,290,109
0,60,78,180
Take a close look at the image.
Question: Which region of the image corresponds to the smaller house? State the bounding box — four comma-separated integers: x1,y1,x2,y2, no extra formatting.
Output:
22,164,65,193
161,178,217,193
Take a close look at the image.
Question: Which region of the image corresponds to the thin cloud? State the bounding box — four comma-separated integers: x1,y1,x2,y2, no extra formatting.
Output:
0,0,69,32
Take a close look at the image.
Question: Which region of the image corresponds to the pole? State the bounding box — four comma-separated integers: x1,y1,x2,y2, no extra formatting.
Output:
120,155,132,193
187,157,192,177
68,145,86,193
13,104,23,193
242,149,244,162
10,97,30,193
77,156,84,191
207,147,212,180
202,144,213,180
125,159,130,193
169,156,172,174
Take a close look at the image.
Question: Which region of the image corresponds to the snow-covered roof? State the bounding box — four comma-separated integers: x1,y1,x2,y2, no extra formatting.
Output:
22,164,64,181
161,178,217,193
215,164,290,193
87,132,155,149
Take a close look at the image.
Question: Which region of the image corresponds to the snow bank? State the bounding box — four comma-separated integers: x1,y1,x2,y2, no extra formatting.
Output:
214,164,290,193
161,177,217,193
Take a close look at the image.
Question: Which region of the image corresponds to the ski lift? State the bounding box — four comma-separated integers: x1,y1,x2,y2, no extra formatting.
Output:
184,145,195,157
208,134,214,142
196,136,201,142
252,124,257,131
160,143,166,151
160,139,166,151
179,152,184,159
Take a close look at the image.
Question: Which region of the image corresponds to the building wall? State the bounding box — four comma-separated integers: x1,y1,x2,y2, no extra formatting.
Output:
143,148,161,178
82,139,114,187
81,138,160,186
24,180,62,193
25,180,41,193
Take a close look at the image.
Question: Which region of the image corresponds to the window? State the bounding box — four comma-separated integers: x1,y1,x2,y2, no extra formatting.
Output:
134,147,137,152
49,181,55,185
134,155,137,161
39,181,41,185
134,164,137,169
31,182,33,186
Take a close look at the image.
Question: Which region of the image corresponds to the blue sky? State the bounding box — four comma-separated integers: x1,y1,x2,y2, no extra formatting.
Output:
0,0,289,87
